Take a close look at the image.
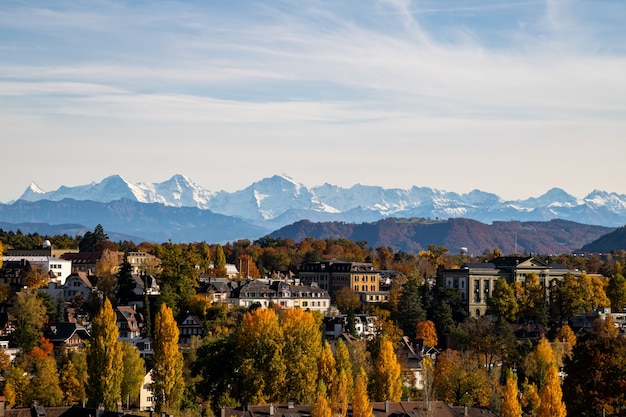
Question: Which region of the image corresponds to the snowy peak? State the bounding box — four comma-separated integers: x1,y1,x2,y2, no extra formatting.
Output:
14,174,626,228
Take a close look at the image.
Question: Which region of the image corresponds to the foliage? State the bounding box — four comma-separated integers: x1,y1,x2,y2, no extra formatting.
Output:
515,273,548,324
9,290,48,351
120,342,146,408
563,317,626,416
538,365,566,417
334,286,362,313
26,355,64,406
311,381,332,417
396,273,426,338
524,337,557,390
606,272,626,312
488,278,519,321
501,369,522,417
318,341,337,390
59,360,83,405
153,303,185,412
352,368,373,417
551,273,609,322
79,224,111,252
87,298,124,410
520,378,540,416
373,338,402,402
415,320,438,348
433,349,492,407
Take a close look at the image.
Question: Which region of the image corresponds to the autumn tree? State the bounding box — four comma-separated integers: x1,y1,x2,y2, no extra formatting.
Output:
433,349,492,407
538,365,566,417
552,324,576,367
59,360,83,405
334,286,361,313
281,308,323,404
22,265,49,290
516,273,548,324
563,317,626,415
26,355,64,406
237,253,260,279
415,320,438,347
373,338,402,402
214,244,227,276
236,307,286,405
501,369,522,417
524,337,556,389
520,378,540,416
352,368,373,417
330,370,349,417
488,278,519,321
120,342,146,409
87,297,124,410
311,381,332,417
334,338,353,397
96,248,121,302
318,340,337,389
153,303,184,412
3,364,30,408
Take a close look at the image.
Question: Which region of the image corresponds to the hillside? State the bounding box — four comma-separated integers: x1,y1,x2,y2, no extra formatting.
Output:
269,218,613,255
580,226,626,253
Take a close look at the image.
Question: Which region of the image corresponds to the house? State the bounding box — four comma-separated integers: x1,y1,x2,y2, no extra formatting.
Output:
398,336,439,391
115,305,144,342
299,260,380,296
134,369,155,411
45,322,90,354
178,314,204,346
438,256,585,317
323,313,377,340
4,242,72,284
0,259,32,292
230,279,331,313
63,271,95,303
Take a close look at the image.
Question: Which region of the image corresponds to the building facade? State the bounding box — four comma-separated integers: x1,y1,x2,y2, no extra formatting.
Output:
299,260,380,296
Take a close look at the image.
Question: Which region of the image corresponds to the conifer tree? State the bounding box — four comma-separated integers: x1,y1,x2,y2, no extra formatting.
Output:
153,303,184,412
373,338,402,402
501,369,522,417
352,368,372,417
87,298,124,410
538,365,566,417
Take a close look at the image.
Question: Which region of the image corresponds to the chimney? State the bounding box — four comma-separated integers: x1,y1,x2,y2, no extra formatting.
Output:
385,400,390,413
288,402,294,409
269,404,275,416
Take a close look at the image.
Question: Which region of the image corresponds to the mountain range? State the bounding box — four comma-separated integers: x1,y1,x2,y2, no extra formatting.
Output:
2,174,625,252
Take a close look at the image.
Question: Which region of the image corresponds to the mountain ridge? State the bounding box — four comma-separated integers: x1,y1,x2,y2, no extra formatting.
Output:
15,174,626,230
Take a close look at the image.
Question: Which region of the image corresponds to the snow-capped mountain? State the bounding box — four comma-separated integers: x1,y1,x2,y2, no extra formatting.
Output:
16,174,626,228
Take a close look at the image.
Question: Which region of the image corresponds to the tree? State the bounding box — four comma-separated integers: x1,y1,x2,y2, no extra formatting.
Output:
334,338,353,397
396,273,426,338
516,273,548,324
214,244,227,275
352,368,372,417
281,308,323,404
334,287,361,313
59,360,83,405
330,370,349,417
9,290,48,351
96,249,121,302
79,224,109,252
117,252,135,304
524,337,556,389
415,320,438,347
22,266,49,290
433,349,492,407
153,303,184,412
538,365,566,417
520,378,540,416
563,317,626,416
120,342,146,409
3,364,30,408
607,272,626,312
26,356,64,406
373,338,402,402
488,278,519,321
311,381,332,417
87,298,124,410
237,253,260,279
553,324,576,368
318,341,337,389
501,369,522,417
236,307,286,405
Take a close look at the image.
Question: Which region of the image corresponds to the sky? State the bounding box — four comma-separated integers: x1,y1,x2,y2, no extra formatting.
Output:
1,0,626,203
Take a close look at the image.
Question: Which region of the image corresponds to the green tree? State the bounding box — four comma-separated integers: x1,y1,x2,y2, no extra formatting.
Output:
87,298,124,410
524,337,556,389
396,273,426,338
501,369,522,417
373,338,402,402
606,272,626,312
9,290,48,351
488,278,519,321
516,273,548,324
215,244,227,274
153,303,185,412
120,342,146,409
79,224,110,252
154,242,198,316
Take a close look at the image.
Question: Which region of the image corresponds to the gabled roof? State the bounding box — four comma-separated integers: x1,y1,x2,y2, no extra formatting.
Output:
64,271,94,288
46,322,90,343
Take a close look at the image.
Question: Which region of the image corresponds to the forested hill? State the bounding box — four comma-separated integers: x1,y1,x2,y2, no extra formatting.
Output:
580,226,626,253
269,218,613,255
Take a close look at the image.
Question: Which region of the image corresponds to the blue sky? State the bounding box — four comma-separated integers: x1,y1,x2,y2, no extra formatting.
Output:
1,0,625,202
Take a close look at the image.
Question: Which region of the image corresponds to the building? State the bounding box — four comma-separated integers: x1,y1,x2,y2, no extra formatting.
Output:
115,305,144,342
63,271,95,303
178,313,204,346
438,255,584,317
4,242,72,285
231,279,331,313
299,260,380,296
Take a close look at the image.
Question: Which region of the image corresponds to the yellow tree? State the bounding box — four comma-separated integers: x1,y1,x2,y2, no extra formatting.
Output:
415,320,438,347
521,378,540,416
236,307,286,405
153,303,184,412
334,339,353,398
120,342,146,409
87,297,123,410
311,381,332,417
553,324,576,367
352,368,372,417
525,336,557,389
330,369,349,417
373,338,402,402
59,361,83,405
318,340,337,389
501,369,522,417
538,365,566,417
281,308,323,404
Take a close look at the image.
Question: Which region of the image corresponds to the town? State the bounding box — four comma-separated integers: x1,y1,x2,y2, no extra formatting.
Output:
0,225,625,417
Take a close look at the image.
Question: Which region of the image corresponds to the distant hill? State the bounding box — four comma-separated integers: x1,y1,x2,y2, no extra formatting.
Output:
580,226,626,253
269,218,614,255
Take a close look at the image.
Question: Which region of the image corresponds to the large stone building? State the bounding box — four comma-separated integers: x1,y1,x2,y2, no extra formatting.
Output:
438,256,584,317
298,260,380,296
